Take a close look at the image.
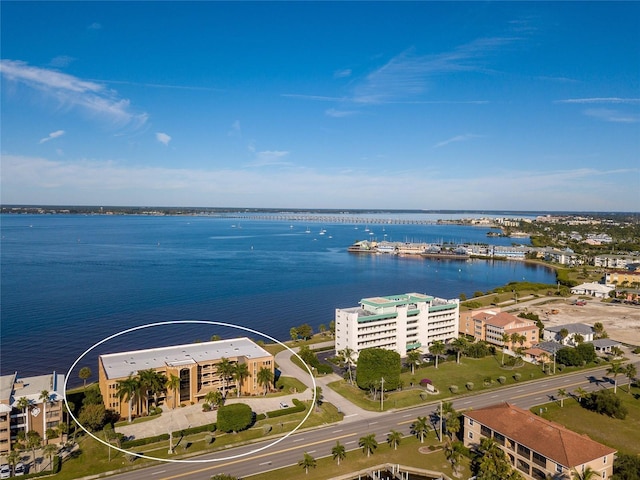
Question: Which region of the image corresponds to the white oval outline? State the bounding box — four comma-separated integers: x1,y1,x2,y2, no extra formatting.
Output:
64,320,317,463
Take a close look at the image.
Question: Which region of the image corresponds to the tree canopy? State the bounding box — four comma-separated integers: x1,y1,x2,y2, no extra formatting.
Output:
356,348,401,392
216,403,254,433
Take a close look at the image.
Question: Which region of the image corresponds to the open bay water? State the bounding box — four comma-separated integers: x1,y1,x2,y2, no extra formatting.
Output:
1,214,555,384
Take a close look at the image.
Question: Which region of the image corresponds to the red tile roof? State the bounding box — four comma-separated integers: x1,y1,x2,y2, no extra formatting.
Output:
464,403,616,468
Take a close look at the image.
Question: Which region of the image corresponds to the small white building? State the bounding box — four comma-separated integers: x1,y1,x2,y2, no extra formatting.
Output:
543,323,595,345
571,282,614,298
334,293,459,359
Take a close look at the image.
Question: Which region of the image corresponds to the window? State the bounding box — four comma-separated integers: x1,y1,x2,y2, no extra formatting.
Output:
469,419,474,426
556,464,563,474
604,455,607,464
468,431,473,439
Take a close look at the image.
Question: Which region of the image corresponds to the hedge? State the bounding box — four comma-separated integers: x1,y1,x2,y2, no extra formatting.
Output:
265,398,306,418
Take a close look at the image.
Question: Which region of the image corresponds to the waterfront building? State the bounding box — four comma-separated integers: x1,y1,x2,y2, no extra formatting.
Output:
471,311,539,349
570,282,614,298
604,270,640,286
334,293,459,359
463,403,615,480
0,371,65,455
98,338,274,419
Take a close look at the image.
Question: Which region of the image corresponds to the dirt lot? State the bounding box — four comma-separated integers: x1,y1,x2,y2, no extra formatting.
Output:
509,298,640,347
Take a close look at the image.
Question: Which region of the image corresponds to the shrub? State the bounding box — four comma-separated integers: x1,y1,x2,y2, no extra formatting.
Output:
513,373,521,381
466,382,474,391
217,404,254,433
449,385,459,393
483,376,492,386
202,403,211,412
263,424,272,434
497,376,506,384
265,398,306,418
419,378,432,386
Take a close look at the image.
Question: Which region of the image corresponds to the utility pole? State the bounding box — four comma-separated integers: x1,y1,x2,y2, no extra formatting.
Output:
439,401,443,441
380,377,385,411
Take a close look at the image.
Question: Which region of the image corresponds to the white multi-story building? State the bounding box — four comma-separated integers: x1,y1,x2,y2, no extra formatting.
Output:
334,293,459,359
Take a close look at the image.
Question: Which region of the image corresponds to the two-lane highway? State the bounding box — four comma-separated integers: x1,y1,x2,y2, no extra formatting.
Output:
105,362,635,480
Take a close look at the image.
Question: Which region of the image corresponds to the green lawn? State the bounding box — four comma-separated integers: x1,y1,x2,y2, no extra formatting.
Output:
329,355,552,411
533,383,640,455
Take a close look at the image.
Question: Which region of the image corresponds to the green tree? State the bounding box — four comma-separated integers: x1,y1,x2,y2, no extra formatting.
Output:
359,433,377,457
338,347,355,384
607,362,625,394
557,388,567,407
257,367,274,395
290,327,298,342
204,389,224,409
165,374,181,409
217,403,253,433
476,437,523,480
451,337,468,364
356,348,401,395
116,374,140,422
314,386,322,411
78,403,107,431
444,440,466,476
331,441,346,465
429,340,445,368
43,443,58,471
39,390,51,443
559,328,570,344
26,430,42,472
6,450,20,476
16,396,31,433
406,349,422,374
593,322,605,338
412,416,429,443
571,466,599,480
78,366,92,389
233,362,250,397
624,363,637,393
216,358,235,396
386,430,402,450
297,323,313,340
612,452,640,480
298,452,316,474
574,387,587,404
501,332,511,365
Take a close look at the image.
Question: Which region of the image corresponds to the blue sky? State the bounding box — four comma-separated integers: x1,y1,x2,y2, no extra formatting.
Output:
1,2,639,211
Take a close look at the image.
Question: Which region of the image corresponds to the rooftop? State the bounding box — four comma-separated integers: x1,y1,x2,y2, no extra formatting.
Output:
360,293,434,308
546,323,594,335
100,337,271,380
474,311,533,328
464,403,616,468
0,372,65,407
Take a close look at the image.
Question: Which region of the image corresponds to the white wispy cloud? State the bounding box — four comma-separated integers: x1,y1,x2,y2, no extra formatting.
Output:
334,68,352,78
557,97,640,104
228,120,241,137
434,134,484,148
49,56,75,68
583,108,639,123
248,150,291,167
325,108,357,118
2,154,636,211
88,22,102,30
0,60,148,128
156,132,171,146
39,130,65,144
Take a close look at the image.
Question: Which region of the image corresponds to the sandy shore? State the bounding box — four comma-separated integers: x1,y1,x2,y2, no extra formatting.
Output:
510,298,640,346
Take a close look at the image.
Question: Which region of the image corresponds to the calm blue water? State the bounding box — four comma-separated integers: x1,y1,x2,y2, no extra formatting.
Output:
0,214,554,384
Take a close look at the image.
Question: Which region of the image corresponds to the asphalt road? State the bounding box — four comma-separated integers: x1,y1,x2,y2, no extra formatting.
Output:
105,361,637,480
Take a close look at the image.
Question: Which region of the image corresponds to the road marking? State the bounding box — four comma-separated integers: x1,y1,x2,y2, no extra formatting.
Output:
369,421,378,425
307,450,316,454
259,461,271,466
151,471,166,475
344,414,358,418
345,440,356,445
159,433,354,480
490,395,499,398
510,380,591,401
292,437,305,442
402,413,412,417
332,429,343,433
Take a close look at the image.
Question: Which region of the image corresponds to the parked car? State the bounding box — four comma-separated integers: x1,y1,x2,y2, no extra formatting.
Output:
15,462,25,476
0,464,10,479
279,401,289,409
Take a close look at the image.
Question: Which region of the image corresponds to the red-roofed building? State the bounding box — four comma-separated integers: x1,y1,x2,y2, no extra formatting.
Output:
471,311,539,349
463,403,616,479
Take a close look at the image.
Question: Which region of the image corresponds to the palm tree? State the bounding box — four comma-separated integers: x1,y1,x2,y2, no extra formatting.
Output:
607,362,624,394
331,441,346,465
204,389,224,409
16,396,30,433
571,466,599,480
624,363,637,393
574,387,587,403
26,430,42,472
412,416,430,443
338,347,355,384
78,366,92,389
39,390,50,443
257,367,274,395
406,349,421,374
359,433,377,457
557,388,567,407
593,322,605,339
501,332,511,365
42,443,58,471
298,452,316,474
539,352,550,374
6,450,20,477
165,374,181,409
386,430,402,450
216,358,234,396
429,340,445,368
138,369,161,415
444,440,465,476
451,337,468,364
559,328,570,344
116,374,139,422
149,371,167,410
233,362,250,397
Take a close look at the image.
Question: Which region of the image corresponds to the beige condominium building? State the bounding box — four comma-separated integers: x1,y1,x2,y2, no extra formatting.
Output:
463,403,616,480
0,372,65,455
470,310,539,349
335,292,459,359
98,337,274,419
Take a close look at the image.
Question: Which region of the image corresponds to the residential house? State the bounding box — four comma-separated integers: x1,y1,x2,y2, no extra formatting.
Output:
543,323,594,346
570,282,614,298
471,311,539,350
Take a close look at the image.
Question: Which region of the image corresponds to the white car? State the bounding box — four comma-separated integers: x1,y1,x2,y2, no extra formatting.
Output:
279,401,289,409
0,464,10,479
15,462,25,476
